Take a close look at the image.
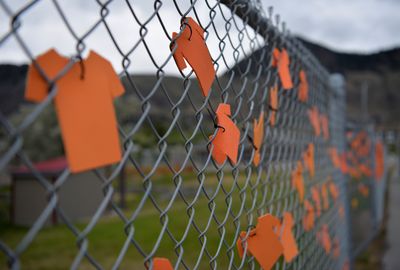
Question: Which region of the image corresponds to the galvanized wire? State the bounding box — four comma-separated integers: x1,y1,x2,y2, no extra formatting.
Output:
0,0,386,269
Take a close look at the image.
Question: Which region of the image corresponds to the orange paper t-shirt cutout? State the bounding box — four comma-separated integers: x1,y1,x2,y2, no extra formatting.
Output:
272,48,293,90
269,85,278,126
320,114,329,140
291,161,305,203
340,152,348,174
279,212,299,262
311,186,322,216
329,182,339,202
152,257,173,270
25,49,124,173
358,183,369,197
333,237,340,258
328,147,341,168
321,183,329,210
171,17,215,97
375,141,384,180
210,103,240,165
237,214,283,270
307,106,321,136
318,224,332,254
303,199,315,231
253,111,264,166
298,70,309,102
303,143,315,178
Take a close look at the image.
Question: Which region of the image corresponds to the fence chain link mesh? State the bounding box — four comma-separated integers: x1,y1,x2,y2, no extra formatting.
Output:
0,0,387,269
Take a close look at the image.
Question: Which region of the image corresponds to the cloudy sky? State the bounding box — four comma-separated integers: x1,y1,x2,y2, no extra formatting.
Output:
0,0,399,75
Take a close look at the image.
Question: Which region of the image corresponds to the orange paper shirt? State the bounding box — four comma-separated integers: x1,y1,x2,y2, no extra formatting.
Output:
272,48,293,90
291,161,305,203
153,257,173,270
253,111,264,166
210,103,240,165
298,70,309,102
279,212,299,262
269,85,278,126
237,214,283,270
171,17,215,97
303,199,315,231
25,49,124,173
311,186,322,216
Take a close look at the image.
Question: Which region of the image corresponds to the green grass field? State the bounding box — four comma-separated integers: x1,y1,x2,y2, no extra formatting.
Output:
0,169,282,269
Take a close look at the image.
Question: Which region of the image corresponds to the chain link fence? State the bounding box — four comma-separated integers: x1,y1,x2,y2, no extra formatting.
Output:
344,124,387,260
0,0,388,269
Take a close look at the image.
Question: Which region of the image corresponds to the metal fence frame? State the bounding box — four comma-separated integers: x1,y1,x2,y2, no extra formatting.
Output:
0,0,387,269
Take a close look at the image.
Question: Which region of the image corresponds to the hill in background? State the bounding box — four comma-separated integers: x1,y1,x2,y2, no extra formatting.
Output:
1,38,399,131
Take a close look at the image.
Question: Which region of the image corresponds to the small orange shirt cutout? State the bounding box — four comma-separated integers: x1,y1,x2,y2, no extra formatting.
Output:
298,70,308,102
340,152,348,174
358,183,369,197
152,257,173,270
328,147,341,169
303,199,315,231
318,224,331,254
210,103,240,165
272,48,293,90
303,143,315,178
291,161,305,203
237,214,283,270
307,106,321,136
321,183,329,210
375,141,384,180
329,182,339,202
269,85,278,126
311,186,322,216
25,49,124,173
279,212,299,262
333,237,340,258
253,111,264,166
171,17,215,97
320,114,329,140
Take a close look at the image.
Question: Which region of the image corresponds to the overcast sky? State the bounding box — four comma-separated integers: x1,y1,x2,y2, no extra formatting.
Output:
0,0,399,75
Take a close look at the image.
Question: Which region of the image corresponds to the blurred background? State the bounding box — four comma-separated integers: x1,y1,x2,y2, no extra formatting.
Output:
0,0,399,269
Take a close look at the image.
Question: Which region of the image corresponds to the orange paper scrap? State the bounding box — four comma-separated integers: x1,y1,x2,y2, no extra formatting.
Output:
25,49,124,173
358,183,369,197
171,17,215,96
210,103,240,165
269,85,278,126
320,114,329,140
311,186,322,217
375,141,384,180
237,214,283,270
340,152,348,174
298,70,309,102
272,48,293,90
307,106,321,136
333,237,340,258
303,143,315,178
279,212,299,262
321,183,329,210
318,224,332,254
253,111,264,166
291,161,305,203
328,147,341,169
303,199,315,231
153,257,173,270
328,182,340,202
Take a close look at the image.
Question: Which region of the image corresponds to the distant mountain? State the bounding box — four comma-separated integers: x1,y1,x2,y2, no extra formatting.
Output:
1,38,399,130
299,37,400,73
